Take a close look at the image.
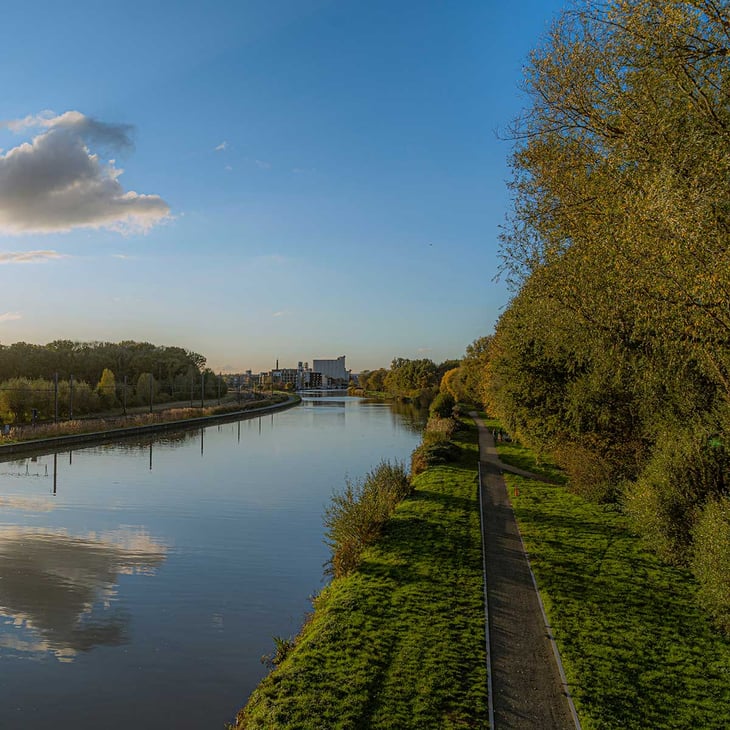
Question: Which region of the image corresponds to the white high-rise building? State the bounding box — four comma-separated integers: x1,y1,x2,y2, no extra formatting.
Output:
312,356,348,386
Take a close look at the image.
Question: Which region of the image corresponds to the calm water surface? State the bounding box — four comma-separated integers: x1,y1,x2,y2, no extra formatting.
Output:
0,395,424,729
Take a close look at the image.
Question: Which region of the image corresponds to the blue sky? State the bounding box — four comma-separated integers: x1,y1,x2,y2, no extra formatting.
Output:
0,0,565,373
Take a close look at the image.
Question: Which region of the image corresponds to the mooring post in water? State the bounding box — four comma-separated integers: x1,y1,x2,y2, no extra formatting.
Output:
53,452,57,495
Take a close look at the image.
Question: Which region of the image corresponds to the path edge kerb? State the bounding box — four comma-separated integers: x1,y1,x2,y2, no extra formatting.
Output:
471,412,582,730
514,517,583,730
478,459,497,730
0,396,300,456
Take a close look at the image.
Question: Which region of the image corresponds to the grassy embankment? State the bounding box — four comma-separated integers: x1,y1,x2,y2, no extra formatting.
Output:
486,419,730,730
0,394,294,444
231,420,488,729
233,412,730,729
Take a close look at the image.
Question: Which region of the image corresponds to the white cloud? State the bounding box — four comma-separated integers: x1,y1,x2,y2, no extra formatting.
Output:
0,495,55,512
4,110,59,133
0,111,169,234
272,311,286,317
0,312,22,322
225,165,233,171
255,159,271,170
0,250,67,264
214,141,228,151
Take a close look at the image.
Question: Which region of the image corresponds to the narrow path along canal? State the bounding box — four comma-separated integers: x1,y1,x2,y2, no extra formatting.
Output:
0,394,425,729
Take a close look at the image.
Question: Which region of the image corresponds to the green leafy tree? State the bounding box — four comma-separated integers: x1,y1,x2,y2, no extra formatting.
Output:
135,372,157,406
429,391,455,419
365,368,388,393
357,370,371,390
0,378,32,422
489,0,730,626
692,496,730,633
384,358,438,399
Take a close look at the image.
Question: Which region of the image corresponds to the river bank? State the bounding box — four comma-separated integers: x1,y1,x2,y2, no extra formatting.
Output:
230,411,730,729
230,418,488,729
0,394,420,729
0,394,300,456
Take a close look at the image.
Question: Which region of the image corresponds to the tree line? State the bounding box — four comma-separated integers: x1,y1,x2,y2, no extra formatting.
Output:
357,357,460,403
0,340,227,424
448,0,730,631
0,340,206,385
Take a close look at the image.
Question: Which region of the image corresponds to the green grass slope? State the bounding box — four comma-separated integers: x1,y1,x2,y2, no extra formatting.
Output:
231,424,488,729
499,441,730,729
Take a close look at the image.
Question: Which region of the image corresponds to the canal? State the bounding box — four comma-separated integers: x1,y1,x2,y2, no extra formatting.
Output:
0,394,425,729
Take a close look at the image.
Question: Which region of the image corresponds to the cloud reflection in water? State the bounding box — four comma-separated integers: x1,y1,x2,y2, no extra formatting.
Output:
0,526,167,662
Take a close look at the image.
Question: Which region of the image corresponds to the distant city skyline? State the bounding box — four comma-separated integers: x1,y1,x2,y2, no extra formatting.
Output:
0,0,567,374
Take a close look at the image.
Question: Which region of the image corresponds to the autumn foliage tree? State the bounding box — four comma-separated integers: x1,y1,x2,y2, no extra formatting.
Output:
96,368,118,410
488,0,730,628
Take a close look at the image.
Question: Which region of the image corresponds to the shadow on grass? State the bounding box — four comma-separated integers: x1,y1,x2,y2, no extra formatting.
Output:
509,477,730,730
497,448,566,484
234,425,489,730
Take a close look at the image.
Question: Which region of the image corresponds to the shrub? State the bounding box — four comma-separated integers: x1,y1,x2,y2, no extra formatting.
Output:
691,497,730,633
552,439,618,503
424,416,458,442
0,378,32,422
624,429,730,564
261,635,295,669
410,442,461,475
411,417,460,475
429,391,455,419
324,460,410,578
410,445,430,475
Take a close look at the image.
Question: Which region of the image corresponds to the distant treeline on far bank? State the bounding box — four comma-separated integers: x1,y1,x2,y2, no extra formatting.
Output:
0,340,227,424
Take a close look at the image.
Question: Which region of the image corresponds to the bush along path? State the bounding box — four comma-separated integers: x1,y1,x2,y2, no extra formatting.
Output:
229,418,488,729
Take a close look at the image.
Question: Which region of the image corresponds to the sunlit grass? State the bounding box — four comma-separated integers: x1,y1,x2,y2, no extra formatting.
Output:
498,439,730,730
231,422,488,729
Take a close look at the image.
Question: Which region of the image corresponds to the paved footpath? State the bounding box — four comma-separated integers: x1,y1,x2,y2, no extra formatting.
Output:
472,414,579,730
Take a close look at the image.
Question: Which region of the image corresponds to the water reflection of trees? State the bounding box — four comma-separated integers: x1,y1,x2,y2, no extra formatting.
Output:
387,400,428,434
99,429,198,453
0,527,166,662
